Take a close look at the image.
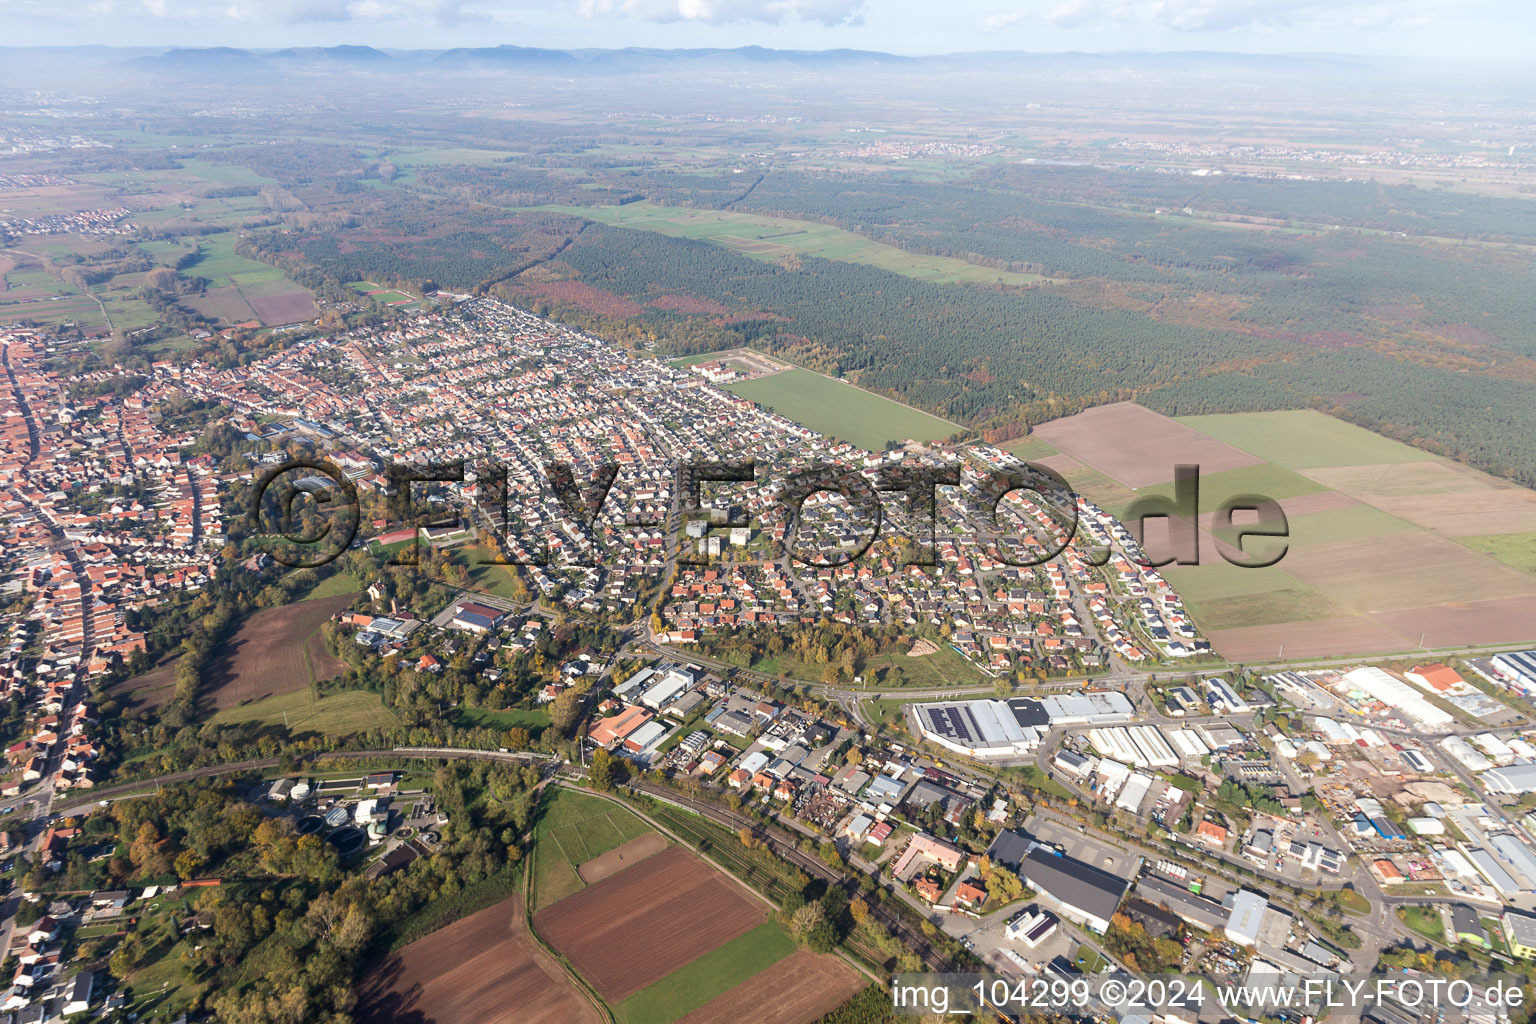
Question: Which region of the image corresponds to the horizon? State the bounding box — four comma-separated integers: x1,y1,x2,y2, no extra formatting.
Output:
0,0,1527,65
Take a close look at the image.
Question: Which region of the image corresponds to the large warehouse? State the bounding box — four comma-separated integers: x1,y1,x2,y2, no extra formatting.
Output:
1018,847,1129,933
1341,667,1453,728
909,699,1044,759
909,692,1135,760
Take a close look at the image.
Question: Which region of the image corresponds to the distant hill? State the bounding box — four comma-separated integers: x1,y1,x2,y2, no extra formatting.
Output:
17,43,1382,79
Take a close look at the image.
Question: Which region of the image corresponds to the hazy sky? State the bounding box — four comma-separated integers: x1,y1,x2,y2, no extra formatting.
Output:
0,0,1522,61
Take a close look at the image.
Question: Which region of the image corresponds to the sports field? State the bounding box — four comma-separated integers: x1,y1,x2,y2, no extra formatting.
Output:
541,202,1052,286
1035,403,1536,660
725,368,960,451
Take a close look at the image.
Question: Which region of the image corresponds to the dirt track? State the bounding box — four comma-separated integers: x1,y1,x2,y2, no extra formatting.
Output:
359,894,601,1024
534,845,766,1001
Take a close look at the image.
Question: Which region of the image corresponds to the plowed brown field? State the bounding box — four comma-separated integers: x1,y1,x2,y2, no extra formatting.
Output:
534,846,766,1001
359,894,601,1024
675,951,865,1024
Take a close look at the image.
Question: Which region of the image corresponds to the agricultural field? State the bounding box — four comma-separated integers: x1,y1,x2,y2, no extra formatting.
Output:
1030,401,1262,490
359,894,603,1024
540,201,1051,286
209,688,399,737
181,235,318,325
533,845,767,1002
200,591,355,708
725,368,960,451
613,921,798,1024
1038,403,1536,660
531,788,660,909
672,950,865,1024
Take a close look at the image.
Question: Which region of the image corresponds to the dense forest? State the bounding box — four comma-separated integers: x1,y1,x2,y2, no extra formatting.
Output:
201,132,1536,487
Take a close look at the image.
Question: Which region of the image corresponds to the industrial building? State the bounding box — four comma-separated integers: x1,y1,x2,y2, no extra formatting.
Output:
1225,890,1271,947
1341,666,1453,727
1483,763,1536,795
1492,651,1536,694
909,699,1043,759
909,692,1133,760
1018,847,1129,933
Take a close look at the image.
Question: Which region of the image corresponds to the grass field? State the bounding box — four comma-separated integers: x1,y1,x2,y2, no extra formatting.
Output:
1179,410,1439,470
1397,905,1446,944
184,234,287,289
302,571,363,601
997,435,1059,460
532,789,657,910
752,636,982,689
455,706,551,733
210,688,399,736
725,369,960,451
613,921,796,1024
1106,462,1327,518
538,202,1052,287
1459,532,1536,573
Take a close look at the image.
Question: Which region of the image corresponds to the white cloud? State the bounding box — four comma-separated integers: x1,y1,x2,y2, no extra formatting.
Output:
141,0,168,14
574,0,865,26
979,0,1442,34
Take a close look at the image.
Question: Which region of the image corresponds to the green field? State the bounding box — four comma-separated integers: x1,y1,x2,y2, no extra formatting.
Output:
614,921,796,1024
1109,462,1327,518
1179,410,1439,470
455,706,551,733
1397,905,1446,944
1459,532,1536,573
1183,583,1351,632
532,788,657,910
537,201,1053,287
725,369,960,451
184,234,286,288
209,688,399,736
997,435,1059,461
301,572,363,601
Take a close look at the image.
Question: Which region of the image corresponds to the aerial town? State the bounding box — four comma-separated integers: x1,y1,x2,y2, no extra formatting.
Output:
2,292,1536,1020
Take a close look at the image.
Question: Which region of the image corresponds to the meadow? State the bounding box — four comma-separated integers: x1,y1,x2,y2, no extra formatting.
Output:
540,201,1052,286
209,687,400,736
725,368,960,451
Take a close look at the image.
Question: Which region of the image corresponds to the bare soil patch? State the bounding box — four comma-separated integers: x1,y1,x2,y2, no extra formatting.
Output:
1304,461,1536,538
1208,616,1414,663
1283,533,1536,614
202,592,355,709
1031,402,1261,489
358,894,601,1024
244,283,318,325
676,951,865,1024
1370,595,1536,650
578,832,668,884
534,846,766,1001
